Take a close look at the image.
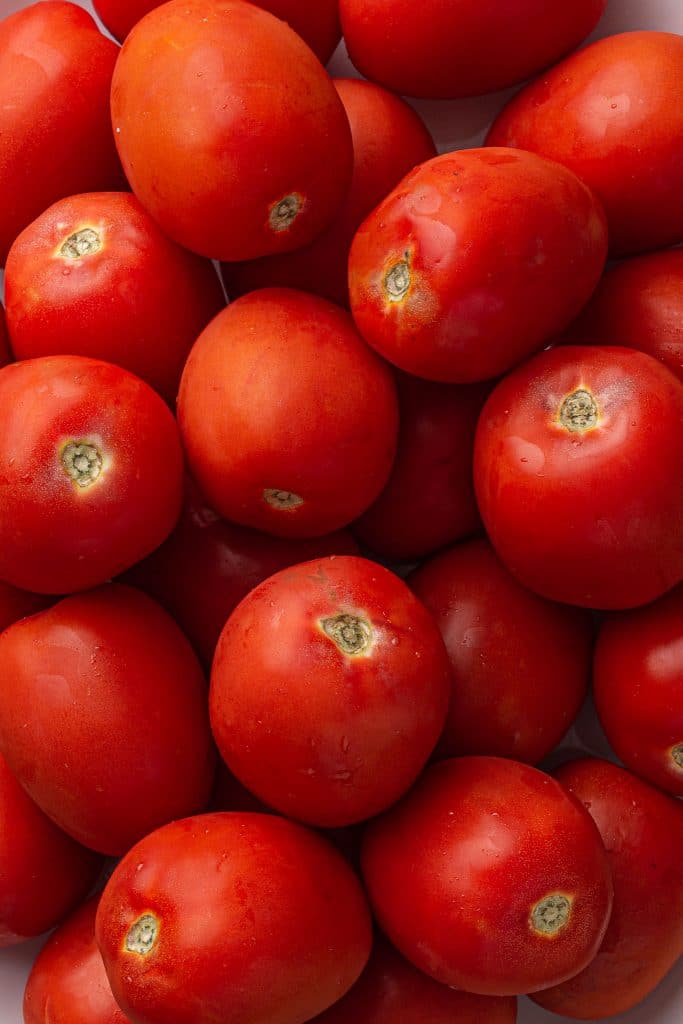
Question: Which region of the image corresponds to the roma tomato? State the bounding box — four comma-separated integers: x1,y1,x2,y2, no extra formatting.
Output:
0,581,50,633
111,0,353,261
409,539,592,764
362,757,612,996
0,585,214,855
474,346,683,609
0,304,10,367
348,148,607,383
96,812,372,1024
487,32,683,255
532,758,683,1018
178,289,398,539
5,193,225,404
210,556,452,826
0,355,183,594
593,586,683,797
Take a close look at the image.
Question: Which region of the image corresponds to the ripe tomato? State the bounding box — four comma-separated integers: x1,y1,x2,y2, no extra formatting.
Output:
96,812,373,1024
5,193,225,404
0,304,10,368
487,32,683,256
210,556,452,826
178,289,398,538
0,585,214,855
532,758,683,1018
111,0,353,261
362,757,612,996
409,539,592,764
348,148,607,383
0,581,50,634
0,354,183,594
474,346,683,609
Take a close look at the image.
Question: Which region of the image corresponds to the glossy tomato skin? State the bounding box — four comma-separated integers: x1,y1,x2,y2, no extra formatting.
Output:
532,758,683,1018
210,556,452,826
0,753,102,947
0,355,183,594
0,2,124,266
487,32,683,256
96,812,373,1024
111,0,353,262
0,585,214,855
5,193,225,404
409,539,592,763
348,148,607,383
593,586,683,797
474,346,683,609
0,305,10,367
178,289,398,539
0,581,50,633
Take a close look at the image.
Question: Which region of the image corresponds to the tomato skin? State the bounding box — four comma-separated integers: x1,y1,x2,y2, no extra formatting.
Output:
409,539,592,763
0,354,183,594
474,346,683,609
210,556,452,827
96,812,373,1024
487,32,683,256
0,305,10,368
532,758,683,1018
0,581,50,633
348,148,607,383
5,193,225,404
0,585,214,855
111,0,353,262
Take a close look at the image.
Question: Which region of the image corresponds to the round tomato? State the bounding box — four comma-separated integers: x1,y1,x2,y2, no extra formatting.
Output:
0,581,50,634
0,304,10,368
348,148,607,383
474,346,683,609
96,812,372,1024
111,0,352,261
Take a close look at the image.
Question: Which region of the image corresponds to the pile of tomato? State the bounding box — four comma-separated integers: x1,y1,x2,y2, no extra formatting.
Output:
0,1,681,1022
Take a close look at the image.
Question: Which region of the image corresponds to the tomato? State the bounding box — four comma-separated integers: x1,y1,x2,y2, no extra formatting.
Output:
486,32,683,256
474,346,683,609
5,192,225,404
339,0,605,99
178,289,398,539
0,354,183,594
532,758,683,1018
0,581,50,634
96,812,372,1024
409,539,592,764
0,585,214,855
348,148,607,383
210,556,451,826
0,1,124,266
111,0,353,262
593,586,683,797
223,78,436,308
0,304,10,368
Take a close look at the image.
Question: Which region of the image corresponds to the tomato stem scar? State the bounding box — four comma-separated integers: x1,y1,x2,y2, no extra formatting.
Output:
321,613,372,655
559,389,598,433
60,228,101,259
263,488,303,510
383,257,411,302
530,893,573,936
61,441,103,488
269,194,302,233
125,913,159,955
671,744,683,769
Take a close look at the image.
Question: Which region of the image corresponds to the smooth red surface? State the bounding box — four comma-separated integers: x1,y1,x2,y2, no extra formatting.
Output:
0,581,50,633
533,758,683,1018
111,0,352,261
96,812,373,1024
487,32,683,256
474,346,683,609
5,192,225,404
210,556,452,826
348,148,607,383
0,305,10,367
0,585,214,855
409,539,592,763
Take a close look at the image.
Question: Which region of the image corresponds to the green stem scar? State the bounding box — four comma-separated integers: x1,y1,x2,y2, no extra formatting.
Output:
60,228,101,259
530,893,573,937
559,389,598,433
321,613,372,655
125,914,159,955
61,441,103,488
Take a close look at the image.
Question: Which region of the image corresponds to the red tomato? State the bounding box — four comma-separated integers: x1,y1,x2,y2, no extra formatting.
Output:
593,586,683,797
532,758,683,1018
210,556,452,826
0,753,102,947
474,346,683,609
0,585,214,855
0,1,124,265
0,581,50,633
5,193,225,404
487,32,683,256
96,812,373,1024
111,0,353,261
223,78,436,308
178,289,398,539
348,148,607,383
0,304,10,368
409,539,592,764
0,355,183,594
